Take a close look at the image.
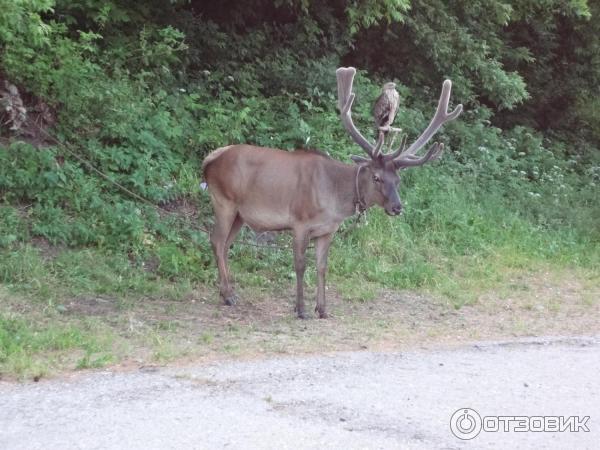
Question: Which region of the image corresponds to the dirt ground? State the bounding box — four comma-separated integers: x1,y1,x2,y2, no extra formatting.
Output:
60,267,600,373
2,264,598,380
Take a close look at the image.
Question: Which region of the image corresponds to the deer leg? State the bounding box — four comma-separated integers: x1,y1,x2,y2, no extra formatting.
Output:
226,214,244,249
210,204,239,306
292,232,309,319
315,232,334,319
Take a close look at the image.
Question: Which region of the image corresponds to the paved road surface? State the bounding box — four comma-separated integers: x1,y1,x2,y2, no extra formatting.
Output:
1,336,598,449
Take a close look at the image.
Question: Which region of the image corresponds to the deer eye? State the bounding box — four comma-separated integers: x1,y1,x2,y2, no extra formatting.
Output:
372,174,382,183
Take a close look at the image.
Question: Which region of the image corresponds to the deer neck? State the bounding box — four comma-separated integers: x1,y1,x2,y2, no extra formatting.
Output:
329,162,372,219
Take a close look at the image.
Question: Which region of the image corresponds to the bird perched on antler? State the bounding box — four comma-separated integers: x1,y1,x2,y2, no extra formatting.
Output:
373,82,400,138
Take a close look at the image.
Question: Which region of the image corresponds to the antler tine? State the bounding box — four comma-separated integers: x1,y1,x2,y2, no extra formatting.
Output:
395,142,444,167
336,67,354,111
382,133,408,160
372,131,386,156
390,80,462,163
336,67,376,158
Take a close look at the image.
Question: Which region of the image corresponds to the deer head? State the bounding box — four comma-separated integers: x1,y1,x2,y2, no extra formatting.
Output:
336,67,463,216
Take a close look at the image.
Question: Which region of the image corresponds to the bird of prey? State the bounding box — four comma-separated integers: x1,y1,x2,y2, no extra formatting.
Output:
373,82,400,135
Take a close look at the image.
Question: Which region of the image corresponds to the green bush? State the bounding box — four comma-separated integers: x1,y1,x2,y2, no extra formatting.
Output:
0,0,598,295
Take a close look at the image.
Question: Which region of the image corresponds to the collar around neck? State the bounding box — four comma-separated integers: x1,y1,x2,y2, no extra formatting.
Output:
354,165,367,215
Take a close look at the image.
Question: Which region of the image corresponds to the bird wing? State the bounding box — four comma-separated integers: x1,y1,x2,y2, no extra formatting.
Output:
387,89,400,125
373,93,392,127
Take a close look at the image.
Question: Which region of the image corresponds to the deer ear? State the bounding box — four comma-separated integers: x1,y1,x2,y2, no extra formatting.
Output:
351,155,370,165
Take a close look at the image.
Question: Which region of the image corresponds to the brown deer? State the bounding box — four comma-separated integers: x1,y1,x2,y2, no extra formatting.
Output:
202,67,462,318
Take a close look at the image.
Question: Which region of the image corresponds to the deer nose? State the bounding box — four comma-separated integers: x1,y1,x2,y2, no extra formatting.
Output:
386,203,402,216
391,205,403,215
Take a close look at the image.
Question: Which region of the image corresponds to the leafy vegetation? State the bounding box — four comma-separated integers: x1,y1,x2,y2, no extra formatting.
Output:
0,1,598,376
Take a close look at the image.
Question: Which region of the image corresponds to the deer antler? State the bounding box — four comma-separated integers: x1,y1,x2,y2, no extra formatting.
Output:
336,68,462,166
386,80,462,167
336,67,384,159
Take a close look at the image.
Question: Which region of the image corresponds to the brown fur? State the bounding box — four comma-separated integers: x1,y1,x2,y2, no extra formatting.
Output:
203,144,402,319
202,145,235,171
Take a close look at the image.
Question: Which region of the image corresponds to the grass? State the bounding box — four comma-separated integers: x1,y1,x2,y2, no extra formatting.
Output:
0,245,196,306
0,308,115,379
0,166,598,380
0,228,597,380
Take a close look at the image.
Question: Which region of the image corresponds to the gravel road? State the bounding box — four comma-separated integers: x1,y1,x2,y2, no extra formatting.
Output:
1,336,598,449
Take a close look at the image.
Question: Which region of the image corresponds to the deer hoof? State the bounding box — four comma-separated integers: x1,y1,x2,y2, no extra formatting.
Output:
297,310,310,320
223,294,238,306
316,308,329,319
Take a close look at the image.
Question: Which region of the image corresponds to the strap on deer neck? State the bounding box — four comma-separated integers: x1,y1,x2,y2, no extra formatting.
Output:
354,165,367,217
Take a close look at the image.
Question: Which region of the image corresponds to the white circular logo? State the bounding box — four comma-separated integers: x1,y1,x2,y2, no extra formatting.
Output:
450,408,482,440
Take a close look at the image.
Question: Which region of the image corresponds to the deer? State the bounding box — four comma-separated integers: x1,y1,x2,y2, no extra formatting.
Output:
202,67,462,319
